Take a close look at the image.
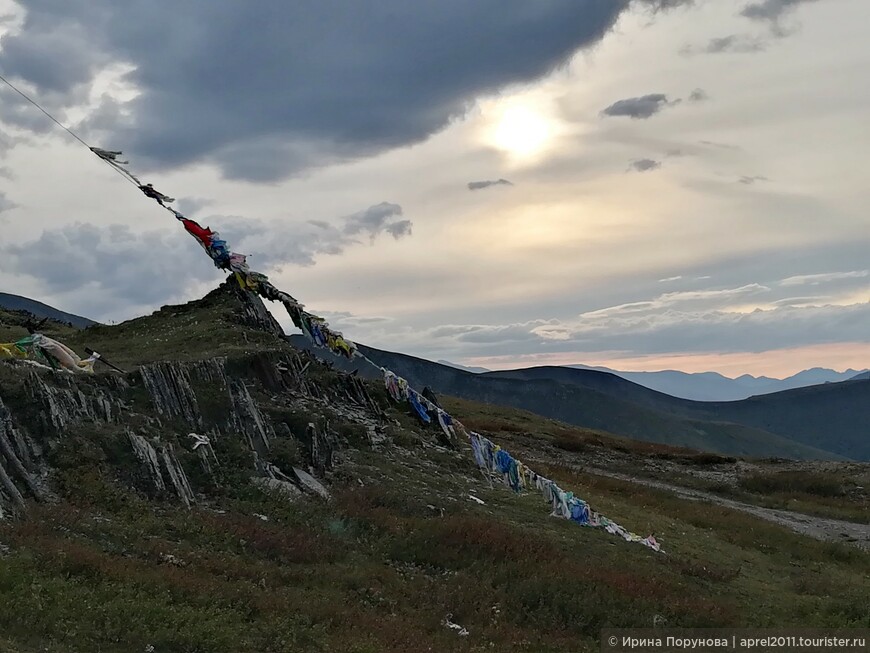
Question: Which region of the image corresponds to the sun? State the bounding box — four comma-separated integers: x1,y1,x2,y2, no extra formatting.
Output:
488,104,553,160
492,106,551,157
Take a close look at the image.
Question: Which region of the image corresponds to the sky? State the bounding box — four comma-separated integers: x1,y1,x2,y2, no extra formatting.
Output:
0,0,867,378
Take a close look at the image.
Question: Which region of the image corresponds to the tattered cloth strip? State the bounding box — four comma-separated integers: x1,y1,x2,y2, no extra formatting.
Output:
374,367,662,551
467,432,662,552
0,334,98,374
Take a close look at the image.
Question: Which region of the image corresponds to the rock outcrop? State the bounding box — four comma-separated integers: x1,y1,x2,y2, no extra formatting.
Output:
0,285,385,516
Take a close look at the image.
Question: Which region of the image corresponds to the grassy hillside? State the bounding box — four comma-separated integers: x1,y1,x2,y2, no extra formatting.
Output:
1,282,867,651
0,292,96,328
1,284,293,372
352,346,842,460
483,367,870,460
1,413,868,652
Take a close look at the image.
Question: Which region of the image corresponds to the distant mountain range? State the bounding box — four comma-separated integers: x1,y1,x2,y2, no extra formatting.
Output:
0,293,96,329
290,335,869,461
437,360,491,374
440,359,867,402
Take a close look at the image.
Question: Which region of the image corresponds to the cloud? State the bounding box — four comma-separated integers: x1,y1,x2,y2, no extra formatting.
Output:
740,0,817,23
628,158,661,172
738,175,769,185
639,0,696,9
779,270,869,287
2,201,412,315
468,178,513,191
771,296,825,307
682,1,816,54
0,0,651,182
740,0,820,37
682,34,767,55
601,93,677,119
418,282,868,357
1,222,216,317
699,140,740,150
318,310,394,328
658,276,683,282
688,88,708,102
385,220,413,239
582,284,771,319
539,302,870,354
0,22,107,96
216,201,412,269
429,320,554,344
174,197,214,216
0,191,16,213
342,202,407,240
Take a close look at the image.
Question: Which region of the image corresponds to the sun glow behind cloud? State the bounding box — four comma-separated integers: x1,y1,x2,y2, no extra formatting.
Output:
491,105,551,157
478,93,567,164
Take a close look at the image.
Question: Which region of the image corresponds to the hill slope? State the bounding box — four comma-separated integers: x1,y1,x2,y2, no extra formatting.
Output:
485,366,870,460
298,340,841,460
0,292,96,328
1,280,868,652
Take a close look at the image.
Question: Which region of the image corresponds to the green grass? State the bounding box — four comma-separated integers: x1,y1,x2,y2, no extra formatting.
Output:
446,395,870,525
1,434,868,652
0,282,294,372
1,283,868,651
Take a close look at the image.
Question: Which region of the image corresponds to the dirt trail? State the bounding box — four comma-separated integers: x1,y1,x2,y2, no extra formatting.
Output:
588,468,870,551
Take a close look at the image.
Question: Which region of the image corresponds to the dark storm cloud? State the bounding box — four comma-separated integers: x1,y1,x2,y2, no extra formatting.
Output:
0,22,107,96
0,0,683,182
468,178,513,191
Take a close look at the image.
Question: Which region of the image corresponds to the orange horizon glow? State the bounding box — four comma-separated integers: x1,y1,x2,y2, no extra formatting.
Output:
462,341,870,379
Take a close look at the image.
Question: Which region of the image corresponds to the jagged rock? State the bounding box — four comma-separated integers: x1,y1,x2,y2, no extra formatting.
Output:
230,284,285,337
0,284,389,515
128,432,165,492
228,378,273,461
292,466,330,500
24,371,123,435
159,442,195,507
307,422,334,474
128,432,195,506
250,476,303,501
139,362,202,427
0,393,48,508
0,456,25,513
